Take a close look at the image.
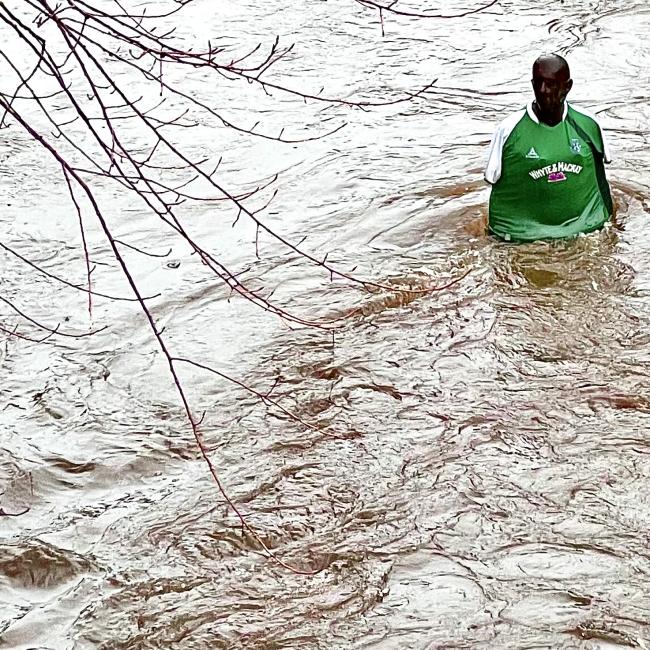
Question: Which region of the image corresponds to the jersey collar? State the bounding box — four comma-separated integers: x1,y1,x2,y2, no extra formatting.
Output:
526,101,569,124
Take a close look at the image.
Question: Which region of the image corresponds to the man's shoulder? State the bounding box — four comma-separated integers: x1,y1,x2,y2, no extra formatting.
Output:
484,107,529,185
494,106,528,136
567,104,611,162
567,104,605,132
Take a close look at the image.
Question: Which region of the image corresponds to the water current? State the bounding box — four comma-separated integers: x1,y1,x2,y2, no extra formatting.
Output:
2,0,650,648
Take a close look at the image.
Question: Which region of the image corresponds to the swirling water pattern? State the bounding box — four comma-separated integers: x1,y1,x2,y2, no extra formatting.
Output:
2,0,650,648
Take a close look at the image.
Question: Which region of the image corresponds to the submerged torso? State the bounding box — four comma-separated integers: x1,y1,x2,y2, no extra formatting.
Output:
487,104,613,242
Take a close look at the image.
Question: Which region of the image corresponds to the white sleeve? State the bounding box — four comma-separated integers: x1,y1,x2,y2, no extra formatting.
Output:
484,126,506,185
484,109,526,185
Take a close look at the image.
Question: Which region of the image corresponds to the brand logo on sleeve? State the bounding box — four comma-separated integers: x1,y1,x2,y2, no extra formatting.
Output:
526,147,540,159
529,161,583,182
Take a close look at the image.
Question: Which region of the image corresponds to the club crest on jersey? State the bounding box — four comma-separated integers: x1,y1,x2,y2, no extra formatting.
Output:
570,138,582,154
529,161,583,182
526,147,540,159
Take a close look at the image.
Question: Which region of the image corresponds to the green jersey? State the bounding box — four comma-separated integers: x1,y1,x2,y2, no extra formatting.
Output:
485,102,613,242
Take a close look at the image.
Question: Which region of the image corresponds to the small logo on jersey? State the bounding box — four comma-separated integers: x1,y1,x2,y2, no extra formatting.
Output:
548,171,567,183
570,139,582,154
526,147,540,159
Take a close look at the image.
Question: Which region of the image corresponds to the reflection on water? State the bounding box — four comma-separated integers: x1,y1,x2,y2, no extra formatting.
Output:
3,0,650,648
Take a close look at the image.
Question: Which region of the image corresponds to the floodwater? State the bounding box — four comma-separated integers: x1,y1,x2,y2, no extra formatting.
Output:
2,0,650,648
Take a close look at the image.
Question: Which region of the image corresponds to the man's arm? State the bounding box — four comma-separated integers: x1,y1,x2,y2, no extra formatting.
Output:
484,109,527,184
567,105,612,163
485,127,504,185
602,128,612,164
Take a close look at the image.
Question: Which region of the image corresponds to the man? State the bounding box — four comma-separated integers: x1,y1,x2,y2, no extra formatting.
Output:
485,54,613,242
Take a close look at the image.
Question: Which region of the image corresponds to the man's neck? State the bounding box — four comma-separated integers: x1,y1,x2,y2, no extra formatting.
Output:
533,101,565,126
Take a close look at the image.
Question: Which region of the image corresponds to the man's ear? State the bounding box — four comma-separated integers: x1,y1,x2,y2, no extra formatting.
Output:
566,78,574,94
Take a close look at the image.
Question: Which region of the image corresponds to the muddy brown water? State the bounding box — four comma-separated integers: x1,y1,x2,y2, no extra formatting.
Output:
2,0,650,648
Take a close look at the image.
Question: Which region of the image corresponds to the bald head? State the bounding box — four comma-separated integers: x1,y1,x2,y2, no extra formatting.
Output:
533,54,571,80
531,54,573,126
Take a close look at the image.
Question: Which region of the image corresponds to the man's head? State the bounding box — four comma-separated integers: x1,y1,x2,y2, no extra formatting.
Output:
532,54,573,118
